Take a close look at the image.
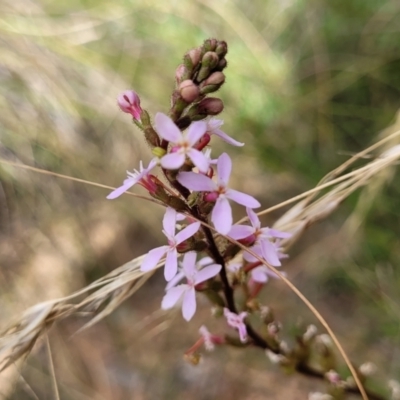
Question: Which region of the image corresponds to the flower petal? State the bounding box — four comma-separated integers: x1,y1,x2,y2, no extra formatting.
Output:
141,246,168,272
226,189,261,208
161,285,187,309
251,267,269,283
182,287,196,321
195,264,221,284
181,251,197,277
163,207,177,238
246,208,261,229
175,222,201,244
212,127,244,147
164,248,179,281
261,240,281,266
187,121,207,145
107,178,137,199
155,113,182,143
187,149,209,173
212,197,232,234
216,153,232,186
197,256,214,267
177,172,216,191
243,244,263,262
265,228,292,239
228,225,255,240
166,270,185,290
161,152,185,170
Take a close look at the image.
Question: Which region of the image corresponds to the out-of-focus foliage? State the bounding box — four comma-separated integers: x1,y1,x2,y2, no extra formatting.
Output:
0,0,399,398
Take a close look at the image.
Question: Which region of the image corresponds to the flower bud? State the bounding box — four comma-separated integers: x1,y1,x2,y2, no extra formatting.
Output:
175,64,186,84
117,90,142,120
197,52,219,82
179,79,200,103
197,97,224,115
215,41,228,57
188,47,202,67
203,38,218,52
200,72,225,94
215,58,228,71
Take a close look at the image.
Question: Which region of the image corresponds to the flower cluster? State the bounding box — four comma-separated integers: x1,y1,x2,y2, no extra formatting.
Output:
108,39,291,348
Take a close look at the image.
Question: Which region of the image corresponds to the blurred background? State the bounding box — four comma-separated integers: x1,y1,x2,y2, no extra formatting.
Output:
1,0,400,398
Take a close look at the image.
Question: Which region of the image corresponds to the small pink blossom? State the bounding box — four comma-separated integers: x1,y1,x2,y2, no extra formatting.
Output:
177,153,261,234
229,208,291,266
155,113,209,173
224,308,248,342
206,119,244,147
141,208,201,281
117,90,142,120
107,158,158,199
199,326,225,351
161,252,221,321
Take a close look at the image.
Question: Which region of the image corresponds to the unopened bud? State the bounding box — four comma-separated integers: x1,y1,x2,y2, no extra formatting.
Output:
303,324,318,343
215,41,228,57
325,370,341,385
203,38,218,52
179,79,200,103
197,51,220,81
215,58,228,71
175,64,186,84
188,47,202,67
152,147,166,158
308,392,333,400
198,97,224,115
359,362,377,377
117,90,142,120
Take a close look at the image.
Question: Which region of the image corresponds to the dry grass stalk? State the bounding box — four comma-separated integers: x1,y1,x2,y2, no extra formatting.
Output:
1,128,400,380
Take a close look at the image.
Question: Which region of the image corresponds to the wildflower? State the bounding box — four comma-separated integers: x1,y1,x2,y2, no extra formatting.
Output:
177,153,260,234
107,158,158,199
229,208,291,266
155,113,209,173
161,252,221,320
206,119,244,147
141,208,201,281
117,90,142,120
224,308,248,342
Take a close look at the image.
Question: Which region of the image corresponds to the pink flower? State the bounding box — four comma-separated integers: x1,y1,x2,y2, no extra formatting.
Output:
117,90,142,120
229,208,291,266
107,158,158,199
206,119,244,147
141,208,201,281
177,153,261,234
224,308,248,342
155,113,209,173
161,252,221,321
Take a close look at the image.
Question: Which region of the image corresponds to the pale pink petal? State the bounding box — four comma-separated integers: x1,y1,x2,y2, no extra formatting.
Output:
264,228,292,239
163,207,177,238
228,225,255,240
141,246,168,272
187,121,207,145
175,221,201,244
166,270,185,290
212,197,232,234
187,149,209,173
107,178,137,199
216,153,232,186
177,172,216,191
182,287,196,321
212,128,244,147
161,285,187,309
197,256,214,267
251,267,269,283
226,189,261,208
195,264,221,284
261,240,281,266
164,248,179,281
238,325,248,342
243,244,263,262
155,113,182,143
181,252,197,277
161,152,185,170
246,208,261,229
